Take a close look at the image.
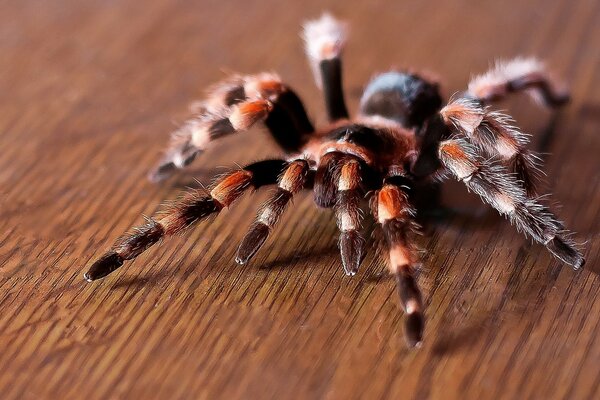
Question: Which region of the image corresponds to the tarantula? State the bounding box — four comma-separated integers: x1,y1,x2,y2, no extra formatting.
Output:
84,13,585,347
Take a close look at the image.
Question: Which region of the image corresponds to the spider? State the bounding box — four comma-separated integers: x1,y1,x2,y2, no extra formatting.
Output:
84,13,585,347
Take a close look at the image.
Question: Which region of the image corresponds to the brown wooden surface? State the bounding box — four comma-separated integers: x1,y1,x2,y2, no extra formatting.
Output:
1,0,599,399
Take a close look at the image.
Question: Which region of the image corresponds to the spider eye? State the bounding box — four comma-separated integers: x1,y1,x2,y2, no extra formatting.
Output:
329,124,387,153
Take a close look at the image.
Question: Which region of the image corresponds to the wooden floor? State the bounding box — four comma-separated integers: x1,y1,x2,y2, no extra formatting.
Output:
1,1,599,399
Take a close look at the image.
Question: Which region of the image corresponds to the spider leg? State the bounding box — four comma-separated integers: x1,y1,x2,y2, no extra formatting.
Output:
303,13,349,120
84,159,287,281
440,98,542,195
438,138,585,269
236,159,313,264
467,57,570,107
334,158,365,276
313,151,348,208
372,174,424,347
150,74,314,181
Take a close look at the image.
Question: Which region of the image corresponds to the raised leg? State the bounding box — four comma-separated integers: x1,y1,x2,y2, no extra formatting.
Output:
84,159,287,281
303,13,349,120
467,57,570,107
236,159,312,264
372,174,424,347
438,138,584,268
150,73,314,181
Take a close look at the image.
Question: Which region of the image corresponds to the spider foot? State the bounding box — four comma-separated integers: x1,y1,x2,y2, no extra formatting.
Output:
236,223,270,265
339,230,364,276
84,251,124,282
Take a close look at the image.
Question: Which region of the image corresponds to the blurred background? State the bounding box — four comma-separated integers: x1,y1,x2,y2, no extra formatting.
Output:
0,0,598,399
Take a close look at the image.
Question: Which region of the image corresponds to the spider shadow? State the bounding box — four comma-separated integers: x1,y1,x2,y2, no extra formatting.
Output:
362,269,395,284
535,110,562,155
415,187,502,233
431,315,490,356
110,269,177,290
257,245,340,271
255,235,397,284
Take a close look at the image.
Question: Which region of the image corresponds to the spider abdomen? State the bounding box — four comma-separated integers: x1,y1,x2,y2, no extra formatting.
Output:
360,71,442,129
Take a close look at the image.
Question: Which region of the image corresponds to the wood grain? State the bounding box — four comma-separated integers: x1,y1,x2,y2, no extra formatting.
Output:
0,0,599,399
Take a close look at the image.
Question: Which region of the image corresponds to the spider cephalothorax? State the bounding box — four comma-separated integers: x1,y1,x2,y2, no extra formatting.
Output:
84,13,585,347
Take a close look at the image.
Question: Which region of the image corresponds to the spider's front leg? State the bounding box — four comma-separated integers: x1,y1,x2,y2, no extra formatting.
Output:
440,98,545,196
84,159,288,281
438,138,585,268
372,173,424,347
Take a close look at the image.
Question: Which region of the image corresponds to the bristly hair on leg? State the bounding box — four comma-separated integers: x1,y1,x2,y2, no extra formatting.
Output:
440,97,544,195
149,73,287,182
438,138,585,269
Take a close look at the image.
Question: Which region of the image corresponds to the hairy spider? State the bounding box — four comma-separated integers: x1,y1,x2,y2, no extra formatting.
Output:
84,13,585,347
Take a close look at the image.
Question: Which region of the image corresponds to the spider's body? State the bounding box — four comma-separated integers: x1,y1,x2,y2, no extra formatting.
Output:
84,14,585,348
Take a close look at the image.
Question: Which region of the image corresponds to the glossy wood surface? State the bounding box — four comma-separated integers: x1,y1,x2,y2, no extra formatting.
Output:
1,1,598,398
